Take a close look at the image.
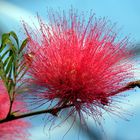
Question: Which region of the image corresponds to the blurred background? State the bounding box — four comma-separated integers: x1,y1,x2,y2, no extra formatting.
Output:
1,0,140,140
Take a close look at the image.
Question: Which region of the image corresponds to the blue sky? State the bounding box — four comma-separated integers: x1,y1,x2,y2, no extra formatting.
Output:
1,0,140,41
1,0,140,140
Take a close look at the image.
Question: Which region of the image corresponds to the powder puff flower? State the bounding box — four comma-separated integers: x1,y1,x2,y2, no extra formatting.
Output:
23,9,134,122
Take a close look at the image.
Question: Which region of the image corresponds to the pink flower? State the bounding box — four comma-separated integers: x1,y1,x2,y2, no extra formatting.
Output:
0,81,30,140
24,10,134,121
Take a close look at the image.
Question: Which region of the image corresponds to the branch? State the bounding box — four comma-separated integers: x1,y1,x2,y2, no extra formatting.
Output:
0,104,73,124
110,80,140,96
0,80,140,124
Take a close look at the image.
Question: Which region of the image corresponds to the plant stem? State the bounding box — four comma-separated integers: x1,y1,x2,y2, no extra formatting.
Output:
0,80,139,124
0,104,73,124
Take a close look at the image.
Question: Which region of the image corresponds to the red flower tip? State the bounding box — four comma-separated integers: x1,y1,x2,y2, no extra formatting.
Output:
24,9,134,122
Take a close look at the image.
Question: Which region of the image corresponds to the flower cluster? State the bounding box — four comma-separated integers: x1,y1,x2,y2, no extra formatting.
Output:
0,81,30,140
24,9,134,122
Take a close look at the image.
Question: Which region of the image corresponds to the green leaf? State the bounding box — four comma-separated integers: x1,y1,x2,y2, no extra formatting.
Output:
2,38,17,54
1,49,10,59
9,31,19,47
16,88,29,94
7,64,13,79
3,55,12,67
0,33,10,52
0,31,29,98
1,33,10,44
5,55,14,75
7,78,14,94
19,38,28,54
0,57,8,85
